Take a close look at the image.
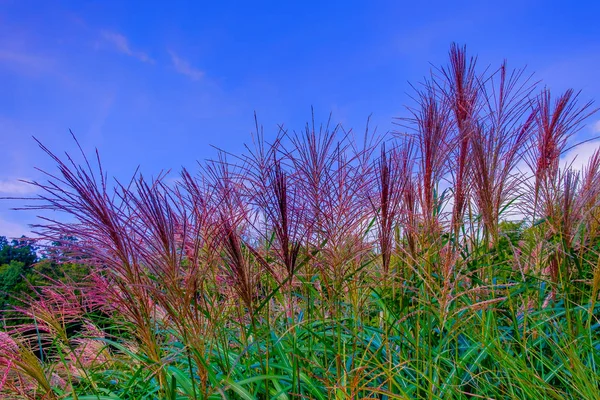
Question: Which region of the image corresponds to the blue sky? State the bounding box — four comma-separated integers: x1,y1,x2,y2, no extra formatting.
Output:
1,0,600,237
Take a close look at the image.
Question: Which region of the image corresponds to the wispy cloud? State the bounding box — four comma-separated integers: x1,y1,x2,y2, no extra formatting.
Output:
0,49,45,67
592,120,600,134
169,51,204,81
560,140,600,173
0,179,37,195
101,30,153,63
0,48,56,76
0,216,31,239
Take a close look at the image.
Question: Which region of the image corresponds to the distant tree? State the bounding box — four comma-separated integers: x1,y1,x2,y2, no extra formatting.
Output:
0,235,91,326
0,236,38,304
0,236,37,267
0,261,26,296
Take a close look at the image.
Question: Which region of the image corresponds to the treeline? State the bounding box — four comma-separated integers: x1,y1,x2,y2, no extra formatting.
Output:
0,236,90,326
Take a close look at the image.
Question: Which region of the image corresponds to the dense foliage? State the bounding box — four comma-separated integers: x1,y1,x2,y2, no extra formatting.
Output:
0,237,91,327
1,45,599,399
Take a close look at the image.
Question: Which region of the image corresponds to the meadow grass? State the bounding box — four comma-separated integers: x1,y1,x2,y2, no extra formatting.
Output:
1,44,599,399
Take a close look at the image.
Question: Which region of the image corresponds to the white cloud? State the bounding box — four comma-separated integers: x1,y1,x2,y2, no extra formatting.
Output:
0,217,30,239
592,120,600,134
0,179,37,195
560,140,600,173
0,48,57,77
0,49,47,68
101,31,153,63
169,51,204,81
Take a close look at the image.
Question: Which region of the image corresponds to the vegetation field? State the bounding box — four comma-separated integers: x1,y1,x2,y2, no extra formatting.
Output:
1,45,599,399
